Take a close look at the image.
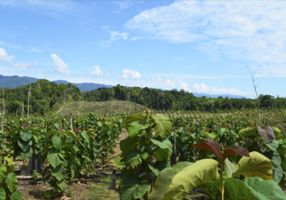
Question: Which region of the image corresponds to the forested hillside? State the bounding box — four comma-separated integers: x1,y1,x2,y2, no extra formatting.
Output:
1,79,81,115
1,80,286,115
84,84,286,111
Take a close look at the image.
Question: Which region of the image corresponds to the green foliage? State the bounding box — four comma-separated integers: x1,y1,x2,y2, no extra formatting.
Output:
225,177,286,200
0,157,22,200
150,150,278,200
5,80,81,115
118,111,173,200
233,151,273,179
150,159,219,200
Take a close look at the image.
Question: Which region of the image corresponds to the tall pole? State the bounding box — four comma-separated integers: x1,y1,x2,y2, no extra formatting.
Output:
27,85,31,119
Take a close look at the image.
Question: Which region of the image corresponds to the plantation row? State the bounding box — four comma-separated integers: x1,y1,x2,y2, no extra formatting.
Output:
1,110,286,199
0,113,123,199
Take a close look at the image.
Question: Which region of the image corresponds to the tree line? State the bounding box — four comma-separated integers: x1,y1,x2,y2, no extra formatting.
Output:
84,84,286,111
1,80,286,115
1,80,81,115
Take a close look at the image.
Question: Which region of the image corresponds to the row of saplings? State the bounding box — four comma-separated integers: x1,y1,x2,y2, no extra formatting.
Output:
0,115,122,200
1,111,286,200
116,111,286,200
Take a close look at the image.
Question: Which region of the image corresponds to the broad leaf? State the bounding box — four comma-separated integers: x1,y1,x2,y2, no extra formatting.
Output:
224,159,238,178
0,188,6,200
245,177,286,199
233,151,272,180
151,139,172,161
149,162,192,200
10,191,22,200
120,137,137,154
193,140,222,160
47,152,63,169
225,177,286,200
0,166,7,183
80,131,90,145
51,135,62,150
160,159,219,200
257,126,275,143
238,127,257,138
17,140,31,153
19,131,32,142
127,121,149,137
225,178,257,200
120,184,150,200
222,146,249,161
51,171,65,182
5,172,17,193
152,114,172,139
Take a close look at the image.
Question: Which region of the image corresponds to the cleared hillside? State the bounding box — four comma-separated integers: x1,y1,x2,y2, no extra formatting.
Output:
57,100,149,116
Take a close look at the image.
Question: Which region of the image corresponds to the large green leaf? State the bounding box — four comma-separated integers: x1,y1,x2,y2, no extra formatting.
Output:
47,152,63,169
272,151,284,182
51,170,65,182
159,159,219,200
125,151,145,169
149,162,192,200
225,178,256,200
51,135,62,150
233,151,272,180
0,166,7,183
238,127,257,138
5,172,17,193
80,131,90,145
120,137,137,154
120,183,150,200
0,188,6,200
127,121,149,137
266,140,284,182
19,131,32,142
225,177,286,200
10,191,22,200
151,139,172,161
17,140,31,153
224,158,238,178
125,113,145,126
152,114,172,139
244,177,286,199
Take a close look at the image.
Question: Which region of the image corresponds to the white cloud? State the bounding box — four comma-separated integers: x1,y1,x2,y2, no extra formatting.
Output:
112,0,135,10
122,68,141,79
0,0,75,13
109,31,129,41
179,82,189,91
13,62,35,69
0,47,14,62
192,83,246,96
91,65,102,76
127,0,286,76
50,53,69,74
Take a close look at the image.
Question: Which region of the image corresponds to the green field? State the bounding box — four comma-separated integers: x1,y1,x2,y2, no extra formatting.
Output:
1,109,286,200
57,100,149,116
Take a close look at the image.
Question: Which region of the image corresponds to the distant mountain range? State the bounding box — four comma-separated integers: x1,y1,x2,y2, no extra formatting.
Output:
193,93,243,99
0,74,243,98
0,74,112,92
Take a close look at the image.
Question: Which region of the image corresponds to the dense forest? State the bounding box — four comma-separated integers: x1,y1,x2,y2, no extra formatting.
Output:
1,80,286,115
84,84,286,111
1,80,81,115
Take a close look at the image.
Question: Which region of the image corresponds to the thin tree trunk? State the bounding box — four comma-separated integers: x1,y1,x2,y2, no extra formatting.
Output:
27,85,31,119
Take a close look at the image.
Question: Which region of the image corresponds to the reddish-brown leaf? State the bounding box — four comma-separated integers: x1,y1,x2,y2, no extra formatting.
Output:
222,146,249,161
193,139,222,160
257,126,275,143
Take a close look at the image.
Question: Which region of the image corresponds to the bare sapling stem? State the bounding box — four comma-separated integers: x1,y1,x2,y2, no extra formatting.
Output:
27,85,31,119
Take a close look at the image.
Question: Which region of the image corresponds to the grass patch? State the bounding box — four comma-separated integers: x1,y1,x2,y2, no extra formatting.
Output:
57,100,149,116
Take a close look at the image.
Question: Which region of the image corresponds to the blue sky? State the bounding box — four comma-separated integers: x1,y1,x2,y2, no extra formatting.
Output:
0,0,285,97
